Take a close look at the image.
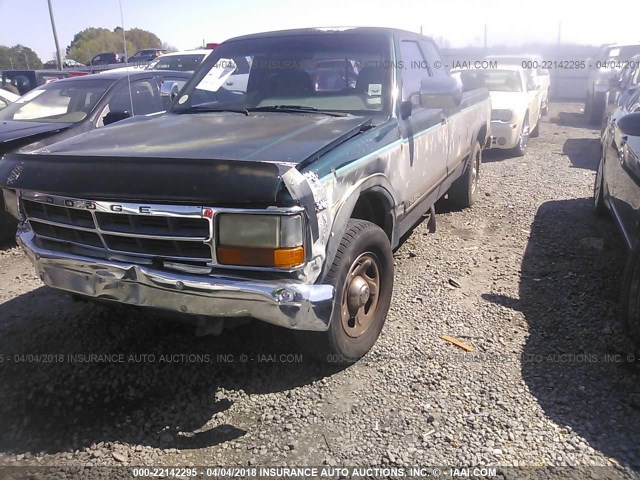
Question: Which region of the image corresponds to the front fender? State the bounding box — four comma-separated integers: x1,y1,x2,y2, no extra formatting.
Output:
318,173,397,282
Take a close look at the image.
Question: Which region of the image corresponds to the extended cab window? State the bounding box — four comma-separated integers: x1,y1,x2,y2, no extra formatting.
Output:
400,40,428,102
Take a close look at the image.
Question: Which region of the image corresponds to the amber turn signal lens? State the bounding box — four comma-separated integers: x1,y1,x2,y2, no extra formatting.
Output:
217,246,304,268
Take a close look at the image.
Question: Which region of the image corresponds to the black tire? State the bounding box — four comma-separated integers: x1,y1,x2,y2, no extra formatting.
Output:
511,115,529,157
593,154,607,216
621,244,640,345
299,219,393,363
448,140,481,208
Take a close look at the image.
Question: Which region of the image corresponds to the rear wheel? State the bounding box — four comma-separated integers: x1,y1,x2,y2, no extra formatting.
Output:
448,140,481,208
300,219,393,364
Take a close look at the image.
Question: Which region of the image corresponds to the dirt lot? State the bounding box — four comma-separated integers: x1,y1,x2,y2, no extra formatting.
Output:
0,102,639,476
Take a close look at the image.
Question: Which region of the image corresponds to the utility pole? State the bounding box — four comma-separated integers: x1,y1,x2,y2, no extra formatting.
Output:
484,24,487,51
557,21,562,46
47,0,64,70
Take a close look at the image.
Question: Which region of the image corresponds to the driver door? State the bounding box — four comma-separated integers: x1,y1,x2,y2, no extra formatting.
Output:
396,38,448,214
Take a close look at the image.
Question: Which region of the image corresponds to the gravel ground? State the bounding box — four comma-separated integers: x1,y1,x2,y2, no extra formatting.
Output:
1,102,639,478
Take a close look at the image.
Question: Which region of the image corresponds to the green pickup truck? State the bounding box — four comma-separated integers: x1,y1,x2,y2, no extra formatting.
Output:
0,27,491,362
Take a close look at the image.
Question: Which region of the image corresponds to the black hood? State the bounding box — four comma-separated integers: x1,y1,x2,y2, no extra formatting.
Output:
0,112,374,205
37,112,374,163
0,121,73,154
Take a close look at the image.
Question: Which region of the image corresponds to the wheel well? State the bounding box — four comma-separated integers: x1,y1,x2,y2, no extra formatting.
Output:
351,191,393,241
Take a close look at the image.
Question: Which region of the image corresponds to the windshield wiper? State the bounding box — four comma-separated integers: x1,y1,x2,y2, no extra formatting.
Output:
184,104,250,116
248,105,348,117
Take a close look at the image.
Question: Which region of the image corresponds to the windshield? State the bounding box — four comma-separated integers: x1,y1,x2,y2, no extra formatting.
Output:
147,54,206,71
172,34,392,115
455,69,522,92
0,79,112,123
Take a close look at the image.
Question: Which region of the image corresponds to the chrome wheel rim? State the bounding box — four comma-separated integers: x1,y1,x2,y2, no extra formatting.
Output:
341,252,381,338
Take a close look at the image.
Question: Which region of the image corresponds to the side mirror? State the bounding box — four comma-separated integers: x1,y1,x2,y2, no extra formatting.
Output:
527,78,540,91
419,77,462,109
400,101,412,119
103,111,131,126
618,112,640,137
160,81,180,101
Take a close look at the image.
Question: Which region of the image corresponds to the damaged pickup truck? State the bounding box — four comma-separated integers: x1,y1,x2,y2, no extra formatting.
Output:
0,27,490,362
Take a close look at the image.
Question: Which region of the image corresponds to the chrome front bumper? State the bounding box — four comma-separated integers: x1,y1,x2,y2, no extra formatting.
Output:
18,229,334,331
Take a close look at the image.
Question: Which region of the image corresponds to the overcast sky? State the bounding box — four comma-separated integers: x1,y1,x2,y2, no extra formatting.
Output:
1,0,639,61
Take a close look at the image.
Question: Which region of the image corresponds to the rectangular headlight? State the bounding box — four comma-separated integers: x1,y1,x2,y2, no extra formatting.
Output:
217,213,304,268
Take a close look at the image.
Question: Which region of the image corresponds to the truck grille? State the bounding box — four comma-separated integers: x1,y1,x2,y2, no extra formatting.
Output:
22,196,212,264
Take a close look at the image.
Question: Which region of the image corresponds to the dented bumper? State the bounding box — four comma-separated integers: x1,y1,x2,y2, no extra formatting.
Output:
18,228,334,331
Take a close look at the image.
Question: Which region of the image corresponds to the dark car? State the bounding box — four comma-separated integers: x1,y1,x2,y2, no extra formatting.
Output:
43,59,87,69
586,44,640,124
90,52,125,66
602,54,640,130
128,49,165,64
0,70,190,240
145,50,212,72
2,70,69,95
594,88,640,343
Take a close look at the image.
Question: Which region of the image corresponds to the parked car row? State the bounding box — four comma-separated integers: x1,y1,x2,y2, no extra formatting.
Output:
89,49,164,66
104,49,214,75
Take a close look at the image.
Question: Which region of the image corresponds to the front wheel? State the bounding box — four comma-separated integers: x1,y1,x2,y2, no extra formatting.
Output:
300,219,394,363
